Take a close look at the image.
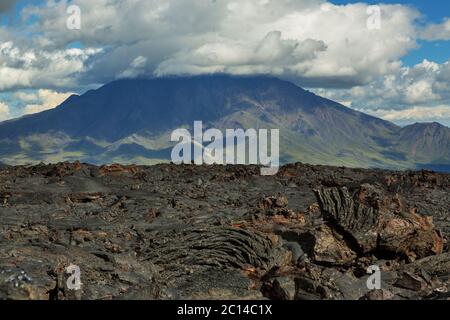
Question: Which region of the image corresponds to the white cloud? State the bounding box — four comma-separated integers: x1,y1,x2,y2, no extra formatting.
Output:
368,105,450,122
314,58,450,115
0,101,10,121
22,89,76,115
13,91,38,102
117,56,148,79
155,31,327,77
0,41,101,91
13,0,420,88
152,2,419,87
421,18,450,41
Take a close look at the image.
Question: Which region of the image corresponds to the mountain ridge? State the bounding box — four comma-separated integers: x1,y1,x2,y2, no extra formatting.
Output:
0,75,449,171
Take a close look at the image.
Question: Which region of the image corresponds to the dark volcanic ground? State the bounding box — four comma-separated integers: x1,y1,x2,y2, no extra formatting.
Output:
0,162,448,300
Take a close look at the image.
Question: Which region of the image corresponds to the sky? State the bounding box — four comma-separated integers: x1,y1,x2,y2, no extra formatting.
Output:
0,0,450,126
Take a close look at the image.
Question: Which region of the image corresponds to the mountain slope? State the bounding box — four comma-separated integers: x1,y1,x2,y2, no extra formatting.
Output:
398,122,450,160
0,75,449,171
395,122,450,171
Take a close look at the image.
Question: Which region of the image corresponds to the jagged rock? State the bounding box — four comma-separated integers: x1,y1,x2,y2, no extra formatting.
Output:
315,186,380,253
256,194,293,217
360,289,395,300
0,267,49,300
379,213,444,261
395,272,429,292
276,228,335,265
262,277,296,300
316,185,444,260
309,225,357,266
282,241,307,264
99,163,141,176
402,252,450,278
0,163,448,300
258,195,289,210
142,227,288,271
294,276,324,300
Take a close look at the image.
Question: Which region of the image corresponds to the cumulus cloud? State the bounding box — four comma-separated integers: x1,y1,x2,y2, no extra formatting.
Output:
0,41,101,91
421,18,450,41
21,89,76,115
314,59,450,116
0,101,11,121
15,0,420,88
155,31,327,77
117,56,148,79
368,105,450,122
13,91,39,103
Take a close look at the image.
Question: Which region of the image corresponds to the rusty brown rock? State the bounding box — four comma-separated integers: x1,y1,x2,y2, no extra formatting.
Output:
379,213,443,261
309,225,357,266
316,185,444,261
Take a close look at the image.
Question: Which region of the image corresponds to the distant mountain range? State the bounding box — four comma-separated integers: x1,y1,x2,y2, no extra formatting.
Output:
1,75,449,171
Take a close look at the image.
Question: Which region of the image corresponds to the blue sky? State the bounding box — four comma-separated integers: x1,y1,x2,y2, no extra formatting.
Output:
0,0,450,126
333,0,449,20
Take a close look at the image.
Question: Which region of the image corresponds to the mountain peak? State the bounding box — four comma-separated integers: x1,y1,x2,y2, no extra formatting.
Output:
0,75,449,171
398,121,450,164
405,122,447,129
